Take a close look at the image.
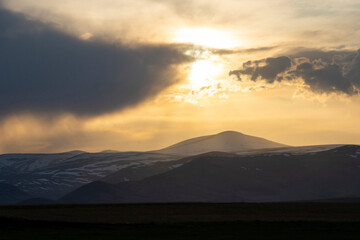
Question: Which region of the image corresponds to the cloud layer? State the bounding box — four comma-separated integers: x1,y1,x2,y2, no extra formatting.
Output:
230,50,360,95
229,56,291,83
0,7,192,117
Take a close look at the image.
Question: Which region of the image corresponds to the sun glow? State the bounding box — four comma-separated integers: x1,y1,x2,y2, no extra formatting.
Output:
188,60,223,89
174,28,238,49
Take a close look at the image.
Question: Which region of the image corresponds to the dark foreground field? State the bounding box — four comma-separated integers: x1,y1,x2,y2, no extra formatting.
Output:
1,203,360,239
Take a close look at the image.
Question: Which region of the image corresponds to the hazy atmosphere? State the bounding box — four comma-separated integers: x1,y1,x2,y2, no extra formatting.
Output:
1,0,360,153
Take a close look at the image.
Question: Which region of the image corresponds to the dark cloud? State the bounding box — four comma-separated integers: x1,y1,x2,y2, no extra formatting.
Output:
288,49,360,95
345,50,360,88
292,62,355,94
229,56,291,83
0,7,192,117
229,49,360,95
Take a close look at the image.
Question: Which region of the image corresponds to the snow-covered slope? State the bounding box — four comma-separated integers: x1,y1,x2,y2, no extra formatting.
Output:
0,151,178,199
155,131,287,156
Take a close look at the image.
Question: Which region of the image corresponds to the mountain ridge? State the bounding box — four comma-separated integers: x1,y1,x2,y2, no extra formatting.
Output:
0,131,354,203
155,131,288,156
60,145,360,203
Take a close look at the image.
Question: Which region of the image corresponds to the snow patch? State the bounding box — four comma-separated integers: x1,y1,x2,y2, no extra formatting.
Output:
168,164,184,169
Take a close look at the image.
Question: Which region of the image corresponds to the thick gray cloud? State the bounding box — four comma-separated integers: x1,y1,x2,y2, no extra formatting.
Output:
229,56,291,83
0,7,192,117
293,62,355,94
230,50,360,95
346,50,360,88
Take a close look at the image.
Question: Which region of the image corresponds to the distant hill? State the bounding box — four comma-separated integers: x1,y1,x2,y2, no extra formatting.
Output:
0,151,178,199
155,131,287,156
61,145,360,203
0,183,30,204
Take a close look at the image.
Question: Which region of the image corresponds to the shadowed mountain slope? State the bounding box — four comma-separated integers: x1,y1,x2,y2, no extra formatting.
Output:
61,145,360,203
0,183,31,204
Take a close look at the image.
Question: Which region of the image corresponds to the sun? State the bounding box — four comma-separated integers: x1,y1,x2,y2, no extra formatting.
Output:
173,27,238,49
188,60,223,89
172,27,238,90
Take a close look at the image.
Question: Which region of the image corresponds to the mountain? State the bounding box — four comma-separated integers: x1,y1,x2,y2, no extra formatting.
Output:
0,151,178,199
0,183,30,204
0,131,345,203
101,144,340,185
155,131,287,156
101,158,191,184
0,131,286,200
61,145,360,203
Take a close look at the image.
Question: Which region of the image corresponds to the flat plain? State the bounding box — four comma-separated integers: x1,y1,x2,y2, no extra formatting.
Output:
1,203,360,239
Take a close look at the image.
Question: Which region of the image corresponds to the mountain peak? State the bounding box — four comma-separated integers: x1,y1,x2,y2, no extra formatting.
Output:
216,131,244,135
156,131,287,156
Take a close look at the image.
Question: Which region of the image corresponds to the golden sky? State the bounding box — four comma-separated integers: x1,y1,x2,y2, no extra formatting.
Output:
1,0,360,153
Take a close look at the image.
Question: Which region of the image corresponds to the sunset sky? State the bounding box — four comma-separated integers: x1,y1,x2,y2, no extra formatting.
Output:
1,0,360,153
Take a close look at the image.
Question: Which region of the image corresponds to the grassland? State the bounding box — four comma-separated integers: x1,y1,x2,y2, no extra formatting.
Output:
1,203,360,239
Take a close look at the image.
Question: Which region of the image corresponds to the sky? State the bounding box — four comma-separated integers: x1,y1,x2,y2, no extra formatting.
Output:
1,0,360,153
